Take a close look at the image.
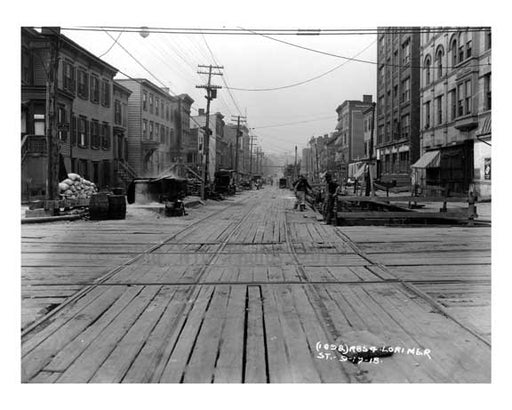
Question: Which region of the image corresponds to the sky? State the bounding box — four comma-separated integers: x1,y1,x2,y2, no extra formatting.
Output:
62,25,377,158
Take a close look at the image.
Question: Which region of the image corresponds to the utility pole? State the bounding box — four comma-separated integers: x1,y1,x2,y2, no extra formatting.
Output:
231,115,246,183
366,102,377,197
44,27,61,200
196,64,223,200
294,145,298,180
249,135,256,177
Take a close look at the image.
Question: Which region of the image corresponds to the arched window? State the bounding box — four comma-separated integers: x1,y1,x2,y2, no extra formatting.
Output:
450,36,458,66
424,55,431,85
436,46,444,79
458,32,465,63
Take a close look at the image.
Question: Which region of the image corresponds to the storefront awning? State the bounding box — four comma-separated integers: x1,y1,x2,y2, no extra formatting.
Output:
411,150,440,169
353,164,366,180
477,116,491,137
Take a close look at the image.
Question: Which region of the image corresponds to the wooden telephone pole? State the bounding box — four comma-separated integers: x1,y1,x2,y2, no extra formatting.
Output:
196,64,223,200
44,27,61,200
231,115,246,183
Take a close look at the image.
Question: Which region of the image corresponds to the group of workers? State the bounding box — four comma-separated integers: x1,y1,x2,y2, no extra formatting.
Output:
292,173,339,224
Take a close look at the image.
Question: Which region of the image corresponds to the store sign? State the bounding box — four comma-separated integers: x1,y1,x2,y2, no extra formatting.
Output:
484,158,491,180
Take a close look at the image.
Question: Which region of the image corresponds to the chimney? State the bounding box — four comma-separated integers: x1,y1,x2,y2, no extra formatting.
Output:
363,95,373,103
198,108,205,116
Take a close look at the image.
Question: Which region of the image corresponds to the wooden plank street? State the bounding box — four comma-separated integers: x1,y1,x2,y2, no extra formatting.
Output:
21,186,491,383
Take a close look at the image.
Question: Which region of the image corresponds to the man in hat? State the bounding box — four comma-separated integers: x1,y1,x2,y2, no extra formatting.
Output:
323,173,339,224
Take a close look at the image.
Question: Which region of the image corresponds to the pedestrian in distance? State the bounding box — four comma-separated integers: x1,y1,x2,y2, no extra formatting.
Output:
293,174,312,211
323,173,339,225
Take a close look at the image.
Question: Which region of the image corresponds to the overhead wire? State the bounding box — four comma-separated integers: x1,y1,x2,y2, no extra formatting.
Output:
236,26,492,70
227,39,376,91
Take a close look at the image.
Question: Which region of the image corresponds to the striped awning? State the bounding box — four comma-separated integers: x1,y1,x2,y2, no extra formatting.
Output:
411,150,441,169
353,164,366,180
477,116,491,136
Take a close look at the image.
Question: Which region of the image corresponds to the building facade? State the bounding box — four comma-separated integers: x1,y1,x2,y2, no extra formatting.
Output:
376,27,421,187
21,27,119,200
333,95,374,181
417,27,491,198
115,79,178,178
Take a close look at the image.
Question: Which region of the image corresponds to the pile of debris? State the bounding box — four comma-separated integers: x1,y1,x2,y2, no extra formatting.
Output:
59,173,97,199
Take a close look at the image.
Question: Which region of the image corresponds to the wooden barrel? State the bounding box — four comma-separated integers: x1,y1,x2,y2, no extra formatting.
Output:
89,193,110,220
108,194,127,219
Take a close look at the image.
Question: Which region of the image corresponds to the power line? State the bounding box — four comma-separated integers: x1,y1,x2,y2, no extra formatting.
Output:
98,31,123,58
201,34,244,117
227,39,376,92
59,26,491,36
237,26,492,70
252,115,335,129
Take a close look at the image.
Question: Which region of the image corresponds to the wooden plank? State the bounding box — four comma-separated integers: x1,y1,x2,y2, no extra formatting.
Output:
338,196,469,203
42,285,144,373
213,286,246,383
55,285,161,383
22,286,128,381
158,286,215,382
90,286,178,382
337,211,466,219
121,286,195,383
244,286,267,382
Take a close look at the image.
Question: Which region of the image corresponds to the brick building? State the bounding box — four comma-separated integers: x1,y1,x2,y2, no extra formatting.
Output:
376,27,421,187
333,95,374,181
21,27,119,199
416,27,491,198
115,79,178,178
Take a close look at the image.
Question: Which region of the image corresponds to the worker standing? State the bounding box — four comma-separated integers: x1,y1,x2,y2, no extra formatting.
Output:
323,173,339,225
293,174,312,211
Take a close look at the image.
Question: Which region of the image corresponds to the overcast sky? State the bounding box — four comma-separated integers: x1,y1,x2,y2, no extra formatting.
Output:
60,13,378,158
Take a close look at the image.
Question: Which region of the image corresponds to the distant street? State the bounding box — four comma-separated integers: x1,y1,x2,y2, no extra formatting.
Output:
21,187,491,383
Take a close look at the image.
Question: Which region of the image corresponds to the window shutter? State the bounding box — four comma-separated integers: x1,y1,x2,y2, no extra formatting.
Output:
85,120,90,147
71,116,76,145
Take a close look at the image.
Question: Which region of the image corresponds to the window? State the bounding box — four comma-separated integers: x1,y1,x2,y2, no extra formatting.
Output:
143,120,148,138
450,38,458,66
57,106,68,141
161,101,164,118
457,83,464,117
62,61,75,93
149,94,154,114
143,91,148,111
377,125,384,144
393,85,398,103
149,121,154,139
457,32,468,63
436,47,444,79
101,80,110,107
378,96,384,113
402,39,410,65
466,39,472,59
379,66,385,83
77,70,89,99
449,89,457,120
424,101,431,129
401,114,410,139
160,125,165,144
424,56,431,85
90,76,100,103
392,153,397,173
91,120,100,148
22,48,32,84
465,80,472,114
399,151,409,173
393,50,398,66
166,105,170,121
401,77,410,102
484,74,492,110
78,117,88,147
155,123,160,141
393,119,399,139
114,100,122,125
386,121,391,141
155,97,160,116
486,30,491,50
102,123,110,149
436,95,443,125
70,115,77,145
